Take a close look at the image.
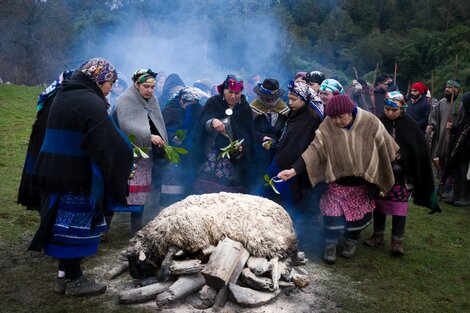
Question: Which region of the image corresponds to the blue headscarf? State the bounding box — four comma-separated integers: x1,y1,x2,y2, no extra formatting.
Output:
36,70,74,111
288,80,324,119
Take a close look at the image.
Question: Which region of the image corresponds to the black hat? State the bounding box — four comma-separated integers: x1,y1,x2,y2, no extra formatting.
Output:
253,78,285,99
306,71,326,85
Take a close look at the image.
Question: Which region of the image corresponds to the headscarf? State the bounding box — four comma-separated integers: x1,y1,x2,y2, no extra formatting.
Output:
37,70,74,111
79,57,117,83
384,91,408,109
306,71,326,85
446,80,461,89
288,80,324,119
216,74,244,93
175,86,202,103
411,82,429,95
320,78,345,94
132,68,157,84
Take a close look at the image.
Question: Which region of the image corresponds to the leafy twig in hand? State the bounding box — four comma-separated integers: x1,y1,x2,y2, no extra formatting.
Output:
128,134,149,159
264,175,283,194
217,132,244,159
163,144,188,164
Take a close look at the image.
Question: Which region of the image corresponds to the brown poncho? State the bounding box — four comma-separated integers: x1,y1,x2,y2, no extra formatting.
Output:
301,108,399,192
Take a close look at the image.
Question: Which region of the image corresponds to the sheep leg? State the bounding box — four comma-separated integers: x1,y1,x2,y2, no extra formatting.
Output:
159,246,178,282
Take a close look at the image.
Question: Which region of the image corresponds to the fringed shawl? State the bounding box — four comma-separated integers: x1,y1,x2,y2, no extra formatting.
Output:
302,108,399,192
115,86,168,147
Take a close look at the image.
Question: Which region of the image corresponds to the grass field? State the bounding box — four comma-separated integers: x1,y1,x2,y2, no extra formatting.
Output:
0,84,469,312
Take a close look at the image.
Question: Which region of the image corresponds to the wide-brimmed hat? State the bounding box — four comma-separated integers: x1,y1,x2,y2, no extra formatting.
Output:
254,78,285,99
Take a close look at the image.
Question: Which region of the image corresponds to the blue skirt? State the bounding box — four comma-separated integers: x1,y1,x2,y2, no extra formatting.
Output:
44,192,107,259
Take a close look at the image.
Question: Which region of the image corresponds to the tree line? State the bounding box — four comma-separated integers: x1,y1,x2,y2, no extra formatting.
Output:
0,0,469,98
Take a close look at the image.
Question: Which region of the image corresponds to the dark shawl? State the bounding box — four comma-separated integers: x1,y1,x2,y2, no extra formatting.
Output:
442,92,470,182
268,105,321,201
162,98,203,149
194,94,255,186
33,71,133,207
17,95,56,211
163,98,203,173
379,112,437,211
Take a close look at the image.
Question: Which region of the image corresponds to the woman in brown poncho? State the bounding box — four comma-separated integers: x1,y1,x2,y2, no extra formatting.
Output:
278,94,398,264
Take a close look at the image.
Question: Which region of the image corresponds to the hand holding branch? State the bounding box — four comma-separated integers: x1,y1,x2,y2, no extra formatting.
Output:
277,168,297,181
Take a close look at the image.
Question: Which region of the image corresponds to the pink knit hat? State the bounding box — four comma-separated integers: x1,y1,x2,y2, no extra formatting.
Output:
325,94,355,117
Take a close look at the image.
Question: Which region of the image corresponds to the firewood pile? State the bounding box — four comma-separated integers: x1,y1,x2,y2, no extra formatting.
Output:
105,193,310,310
107,237,309,310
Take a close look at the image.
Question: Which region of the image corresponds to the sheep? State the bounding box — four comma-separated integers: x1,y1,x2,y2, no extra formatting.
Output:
126,192,298,280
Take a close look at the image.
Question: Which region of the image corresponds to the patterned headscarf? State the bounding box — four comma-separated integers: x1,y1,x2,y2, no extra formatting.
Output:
79,58,117,83
288,80,324,119
37,70,74,111
320,78,345,94
384,91,407,109
132,69,157,84
217,74,244,94
176,86,202,103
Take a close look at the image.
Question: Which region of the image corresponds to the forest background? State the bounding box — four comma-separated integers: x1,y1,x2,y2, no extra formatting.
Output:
1,0,469,97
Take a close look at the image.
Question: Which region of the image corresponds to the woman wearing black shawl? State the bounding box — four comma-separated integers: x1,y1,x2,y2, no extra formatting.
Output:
263,81,324,250
263,81,323,210
441,92,470,206
366,91,441,256
161,87,204,205
193,75,255,193
29,58,133,296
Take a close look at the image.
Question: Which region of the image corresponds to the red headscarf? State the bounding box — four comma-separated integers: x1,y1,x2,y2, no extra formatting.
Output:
411,82,429,95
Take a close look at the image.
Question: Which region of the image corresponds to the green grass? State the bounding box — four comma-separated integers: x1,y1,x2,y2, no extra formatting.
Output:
0,84,469,312
0,84,42,242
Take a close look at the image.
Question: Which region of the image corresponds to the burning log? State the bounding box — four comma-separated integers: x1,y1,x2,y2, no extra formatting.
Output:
229,283,282,307
155,273,205,309
240,268,274,291
170,259,203,275
270,257,280,290
291,268,310,288
104,262,129,280
213,248,250,311
246,256,272,276
118,281,173,304
201,237,247,290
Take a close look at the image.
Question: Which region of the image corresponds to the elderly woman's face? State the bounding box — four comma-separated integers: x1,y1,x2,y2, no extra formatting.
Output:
98,81,114,97
384,106,401,120
136,82,156,99
288,93,305,111
330,113,353,128
223,89,242,106
319,90,334,105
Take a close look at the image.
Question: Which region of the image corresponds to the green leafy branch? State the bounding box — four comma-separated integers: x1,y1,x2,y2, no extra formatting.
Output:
264,175,283,194
128,134,149,159
163,144,188,164
217,133,244,159
175,129,187,142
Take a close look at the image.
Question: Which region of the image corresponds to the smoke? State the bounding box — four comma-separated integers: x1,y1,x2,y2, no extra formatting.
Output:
78,1,290,88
